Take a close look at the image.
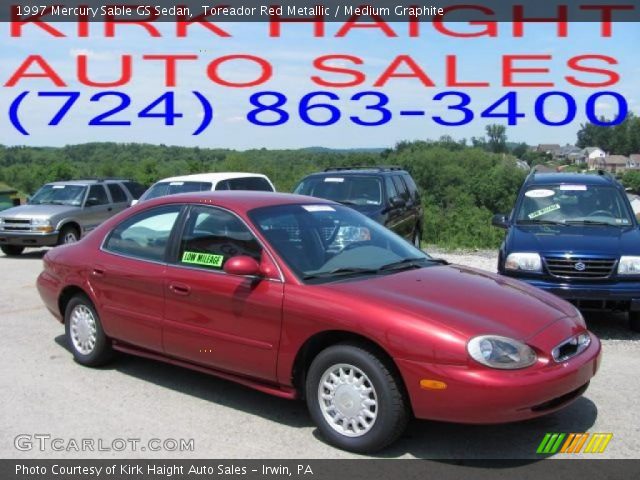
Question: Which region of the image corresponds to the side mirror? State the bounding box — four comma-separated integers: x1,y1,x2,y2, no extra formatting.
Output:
492,214,510,229
223,256,261,277
130,199,139,207
85,197,100,207
390,196,406,209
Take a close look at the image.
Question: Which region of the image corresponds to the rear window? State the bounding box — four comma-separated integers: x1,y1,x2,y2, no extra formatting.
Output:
216,177,274,192
141,181,213,201
294,176,382,206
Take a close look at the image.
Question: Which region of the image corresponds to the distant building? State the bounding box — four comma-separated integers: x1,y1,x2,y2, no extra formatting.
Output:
603,155,630,173
536,144,561,157
629,154,640,169
585,147,606,170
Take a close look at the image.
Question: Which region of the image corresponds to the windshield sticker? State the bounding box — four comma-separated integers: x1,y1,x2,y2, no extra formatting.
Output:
303,205,336,212
559,185,587,191
169,182,185,186
324,178,344,183
52,185,65,189
181,251,223,268
525,189,554,198
528,204,561,219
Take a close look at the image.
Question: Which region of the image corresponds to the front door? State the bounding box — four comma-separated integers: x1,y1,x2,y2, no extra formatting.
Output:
163,205,284,381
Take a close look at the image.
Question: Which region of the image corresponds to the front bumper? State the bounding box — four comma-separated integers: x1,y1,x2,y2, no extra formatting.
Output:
398,332,601,424
0,230,59,247
520,277,640,311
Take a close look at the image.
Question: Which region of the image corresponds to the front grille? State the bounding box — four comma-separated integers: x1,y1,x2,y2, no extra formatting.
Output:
544,256,616,279
1,219,32,231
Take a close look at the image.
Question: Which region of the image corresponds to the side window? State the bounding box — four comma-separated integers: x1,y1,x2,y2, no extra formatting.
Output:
385,177,398,202
104,206,181,262
107,183,128,203
403,174,420,202
177,206,262,270
392,176,409,201
228,177,274,191
86,185,109,206
215,180,230,190
122,181,147,199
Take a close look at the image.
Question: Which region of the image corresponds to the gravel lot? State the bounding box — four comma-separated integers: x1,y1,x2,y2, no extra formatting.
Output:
1,248,639,459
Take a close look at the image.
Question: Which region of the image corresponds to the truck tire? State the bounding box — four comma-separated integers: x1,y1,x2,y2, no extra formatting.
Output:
1,245,24,256
629,311,640,333
58,225,80,245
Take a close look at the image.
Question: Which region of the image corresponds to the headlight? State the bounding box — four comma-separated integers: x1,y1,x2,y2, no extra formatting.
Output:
504,252,542,272
618,256,640,275
467,335,537,369
31,218,50,226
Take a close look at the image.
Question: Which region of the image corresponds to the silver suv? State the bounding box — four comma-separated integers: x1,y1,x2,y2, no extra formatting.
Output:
0,179,145,256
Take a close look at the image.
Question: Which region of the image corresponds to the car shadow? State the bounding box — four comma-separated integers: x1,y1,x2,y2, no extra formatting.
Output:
583,311,640,341
1,249,48,259
54,334,312,429
55,334,598,459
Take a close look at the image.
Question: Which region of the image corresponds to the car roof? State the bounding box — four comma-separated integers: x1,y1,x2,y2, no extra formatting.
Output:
154,172,270,184
138,191,335,214
525,173,617,187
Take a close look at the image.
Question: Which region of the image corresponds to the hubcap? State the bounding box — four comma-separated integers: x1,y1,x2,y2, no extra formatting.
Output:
317,363,378,437
70,305,97,355
64,231,78,244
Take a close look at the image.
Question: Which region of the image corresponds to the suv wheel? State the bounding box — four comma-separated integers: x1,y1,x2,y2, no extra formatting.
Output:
59,225,80,245
629,311,640,333
64,294,113,366
1,245,24,256
305,343,409,453
412,228,422,249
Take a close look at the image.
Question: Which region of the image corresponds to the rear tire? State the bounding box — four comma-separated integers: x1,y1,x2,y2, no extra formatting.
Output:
64,294,113,367
629,311,640,333
58,225,79,246
1,245,24,256
305,343,409,453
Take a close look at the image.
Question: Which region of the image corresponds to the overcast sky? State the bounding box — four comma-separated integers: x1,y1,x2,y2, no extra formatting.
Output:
0,21,638,149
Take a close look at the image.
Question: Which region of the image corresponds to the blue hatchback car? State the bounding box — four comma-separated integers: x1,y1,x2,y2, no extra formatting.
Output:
493,170,640,332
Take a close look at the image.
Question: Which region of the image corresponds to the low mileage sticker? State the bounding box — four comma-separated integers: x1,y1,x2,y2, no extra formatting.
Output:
181,251,224,268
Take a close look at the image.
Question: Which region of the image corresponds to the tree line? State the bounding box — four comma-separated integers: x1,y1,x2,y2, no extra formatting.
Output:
0,139,527,249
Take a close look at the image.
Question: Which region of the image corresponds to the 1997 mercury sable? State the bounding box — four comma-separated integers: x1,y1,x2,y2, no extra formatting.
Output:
37,192,601,452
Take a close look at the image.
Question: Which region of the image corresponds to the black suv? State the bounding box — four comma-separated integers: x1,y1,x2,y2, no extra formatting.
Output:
293,166,424,247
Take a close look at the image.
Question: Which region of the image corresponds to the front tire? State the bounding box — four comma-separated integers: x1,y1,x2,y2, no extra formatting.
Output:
64,294,113,366
629,311,640,333
305,344,409,453
1,245,24,256
58,225,80,246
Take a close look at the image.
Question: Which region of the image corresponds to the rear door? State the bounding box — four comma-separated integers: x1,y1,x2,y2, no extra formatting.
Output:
106,183,130,214
81,184,112,234
162,205,284,381
391,175,413,239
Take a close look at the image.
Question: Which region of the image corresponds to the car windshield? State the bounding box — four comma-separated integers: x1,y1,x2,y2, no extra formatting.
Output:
249,204,442,283
294,176,383,206
29,184,87,206
516,184,633,226
141,181,213,201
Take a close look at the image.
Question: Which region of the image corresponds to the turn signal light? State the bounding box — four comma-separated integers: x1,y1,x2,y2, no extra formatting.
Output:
420,379,447,390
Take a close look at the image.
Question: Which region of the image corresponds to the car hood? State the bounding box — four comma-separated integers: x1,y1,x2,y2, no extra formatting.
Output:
323,265,577,341
0,204,78,219
507,224,640,256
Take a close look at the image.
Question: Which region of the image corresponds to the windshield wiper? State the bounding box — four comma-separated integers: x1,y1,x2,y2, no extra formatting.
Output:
564,219,618,226
302,267,379,280
377,257,431,272
517,219,567,226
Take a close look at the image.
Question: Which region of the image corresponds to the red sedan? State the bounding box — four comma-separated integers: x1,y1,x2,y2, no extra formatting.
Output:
37,192,601,452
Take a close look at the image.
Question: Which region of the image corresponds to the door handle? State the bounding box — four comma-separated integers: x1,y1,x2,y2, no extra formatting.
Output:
91,267,105,277
107,207,113,212
169,283,191,296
